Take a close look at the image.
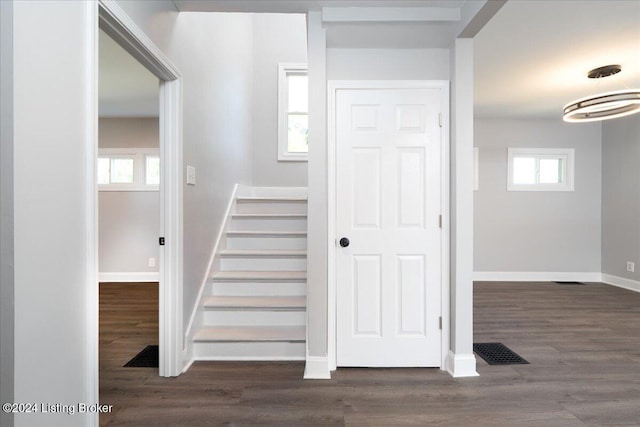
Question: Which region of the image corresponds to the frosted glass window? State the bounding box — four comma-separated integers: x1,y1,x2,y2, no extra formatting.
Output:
288,75,308,113
110,158,134,183
513,158,536,184
98,149,159,191
287,115,309,153
507,148,574,191
539,158,562,184
97,158,110,185
278,64,308,161
146,155,160,185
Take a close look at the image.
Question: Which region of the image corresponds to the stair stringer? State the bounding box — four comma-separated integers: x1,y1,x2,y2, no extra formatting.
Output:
183,184,239,370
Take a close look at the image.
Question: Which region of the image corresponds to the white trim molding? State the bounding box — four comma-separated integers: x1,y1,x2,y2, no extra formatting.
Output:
304,356,331,379
601,274,640,293
473,271,602,282
183,184,239,369
444,351,479,378
99,272,160,283
278,63,308,162
97,0,183,381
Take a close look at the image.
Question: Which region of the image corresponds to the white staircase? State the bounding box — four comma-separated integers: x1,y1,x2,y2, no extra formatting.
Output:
191,186,307,360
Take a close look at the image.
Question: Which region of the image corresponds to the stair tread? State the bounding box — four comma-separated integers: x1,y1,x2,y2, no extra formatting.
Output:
220,249,307,257
212,271,306,281
226,230,306,236
203,296,306,309
232,213,307,218
236,196,307,202
194,326,305,342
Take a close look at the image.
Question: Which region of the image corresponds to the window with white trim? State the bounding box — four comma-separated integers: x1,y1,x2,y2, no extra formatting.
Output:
98,148,159,191
278,63,308,161
507,148,575,191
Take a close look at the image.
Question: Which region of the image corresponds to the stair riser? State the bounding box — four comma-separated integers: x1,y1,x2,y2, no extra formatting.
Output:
235,201,307,215
193,341,305,360
229,218,307,232
203,310,306,326
211,282,306,296
226,236,307,250
219,257,306,271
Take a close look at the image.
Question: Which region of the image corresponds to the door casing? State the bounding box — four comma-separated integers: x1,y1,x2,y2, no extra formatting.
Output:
327,80,450,371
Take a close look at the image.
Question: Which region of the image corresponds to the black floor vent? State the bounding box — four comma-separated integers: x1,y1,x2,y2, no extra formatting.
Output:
124,345,159,368
473,343,529,365
555,281,585,285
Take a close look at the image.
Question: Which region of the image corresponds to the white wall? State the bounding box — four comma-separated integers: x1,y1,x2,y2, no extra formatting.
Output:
13,2,94,425
474,118,602,275
164,12,255,332
98,118,160,278
252,14,308,186
327,48,450,80
0,1,14,426
602,115,640,282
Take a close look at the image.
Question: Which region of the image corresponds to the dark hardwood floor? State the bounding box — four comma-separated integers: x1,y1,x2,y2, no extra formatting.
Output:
99,281,640,426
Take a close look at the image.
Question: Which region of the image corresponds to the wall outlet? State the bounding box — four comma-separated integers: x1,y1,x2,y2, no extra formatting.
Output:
627,261,635,273
149,257,156,268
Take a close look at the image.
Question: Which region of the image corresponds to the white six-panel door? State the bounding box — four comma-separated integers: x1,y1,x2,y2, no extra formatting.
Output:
336,88,442,367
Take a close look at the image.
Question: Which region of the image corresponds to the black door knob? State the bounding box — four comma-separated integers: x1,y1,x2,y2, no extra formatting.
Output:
339,237,350,248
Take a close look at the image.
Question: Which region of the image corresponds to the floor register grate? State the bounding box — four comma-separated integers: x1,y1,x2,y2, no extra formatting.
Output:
123,345,159,368
473,342,530,365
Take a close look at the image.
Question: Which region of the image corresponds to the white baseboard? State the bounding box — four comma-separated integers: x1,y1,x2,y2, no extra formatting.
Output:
195,356,306,361
601,273,640,293
304,356,331,379
99,272,159,283
444,351,479,378
473,271,602,282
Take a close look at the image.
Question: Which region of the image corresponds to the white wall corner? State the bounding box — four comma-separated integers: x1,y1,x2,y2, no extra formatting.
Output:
601,273,640,293
303,356,331,380
444,351,479,378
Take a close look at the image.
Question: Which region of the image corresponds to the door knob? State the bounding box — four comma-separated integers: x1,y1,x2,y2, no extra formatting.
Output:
339,237,350,248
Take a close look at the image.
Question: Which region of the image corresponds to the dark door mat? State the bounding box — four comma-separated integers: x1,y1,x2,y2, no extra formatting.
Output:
473,343,529,365
555,281,585,285
123,345,159,368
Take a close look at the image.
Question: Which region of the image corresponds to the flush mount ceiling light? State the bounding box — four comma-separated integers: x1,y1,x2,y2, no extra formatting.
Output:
563,65,640,123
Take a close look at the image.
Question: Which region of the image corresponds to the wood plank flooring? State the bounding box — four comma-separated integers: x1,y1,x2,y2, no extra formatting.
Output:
99,281,640,426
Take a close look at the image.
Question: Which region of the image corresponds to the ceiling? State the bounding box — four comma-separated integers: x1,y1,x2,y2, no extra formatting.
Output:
173,0,466,13
100,0,640,120
99,29,159,117
474,0,640,119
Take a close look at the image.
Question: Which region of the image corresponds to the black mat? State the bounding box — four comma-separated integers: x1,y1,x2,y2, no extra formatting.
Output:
555,281,585,285
123,345,159,368
473,342,529,365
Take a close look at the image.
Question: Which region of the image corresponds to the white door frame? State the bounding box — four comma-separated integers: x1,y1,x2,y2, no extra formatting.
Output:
86,1,183,417
327,80,450,371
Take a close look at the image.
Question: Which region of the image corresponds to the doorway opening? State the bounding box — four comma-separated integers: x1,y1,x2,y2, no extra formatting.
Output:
98,25,161,395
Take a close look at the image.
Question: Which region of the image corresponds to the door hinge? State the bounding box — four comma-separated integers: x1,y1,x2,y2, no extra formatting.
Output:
438,113,442,128
439,316,442,330
438,214,442,228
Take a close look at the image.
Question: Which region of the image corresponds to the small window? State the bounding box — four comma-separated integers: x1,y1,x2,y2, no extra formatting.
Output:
278,63,308,161
98,148,159,191
145,155,160,185
507,148,575,191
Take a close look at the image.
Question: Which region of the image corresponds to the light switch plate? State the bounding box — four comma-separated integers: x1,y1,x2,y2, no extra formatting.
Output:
186,165,196,185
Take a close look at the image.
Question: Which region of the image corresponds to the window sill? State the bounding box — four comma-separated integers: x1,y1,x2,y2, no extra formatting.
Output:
99,185,159,192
